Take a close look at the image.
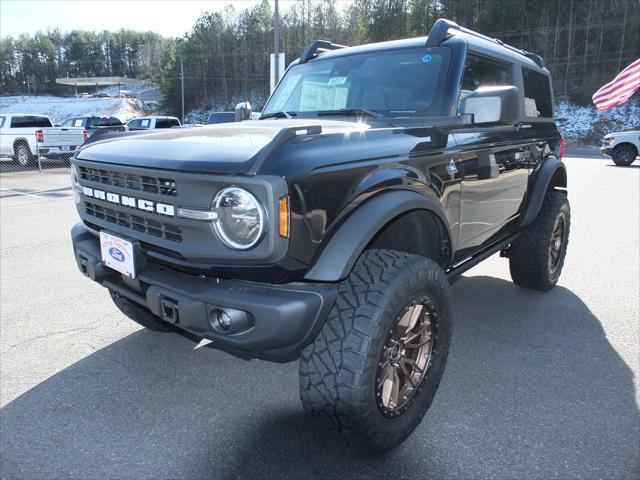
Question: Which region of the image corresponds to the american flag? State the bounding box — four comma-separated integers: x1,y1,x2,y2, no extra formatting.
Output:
592,59,640,111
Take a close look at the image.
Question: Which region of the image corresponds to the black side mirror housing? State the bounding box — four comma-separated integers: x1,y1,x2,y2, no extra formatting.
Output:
460,86,521,126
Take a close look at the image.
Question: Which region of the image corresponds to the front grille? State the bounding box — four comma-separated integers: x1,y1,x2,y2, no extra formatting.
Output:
78,166,177,196
85,201,182,242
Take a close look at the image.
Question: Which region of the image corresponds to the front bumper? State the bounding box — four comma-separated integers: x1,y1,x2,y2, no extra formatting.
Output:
71,223,336,362
600,146,613,156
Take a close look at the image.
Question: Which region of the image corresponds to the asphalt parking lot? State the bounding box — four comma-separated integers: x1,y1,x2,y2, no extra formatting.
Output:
1,153,638,479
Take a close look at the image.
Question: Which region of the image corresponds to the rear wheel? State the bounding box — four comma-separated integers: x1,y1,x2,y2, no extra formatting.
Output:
109,289,172,331
612,144,637,166
299,249,451,453
509,190,570,290
14,143,34,167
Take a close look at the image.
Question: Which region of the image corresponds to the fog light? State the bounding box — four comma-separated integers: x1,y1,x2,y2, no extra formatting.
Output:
209,307,253,335
217,310,232,331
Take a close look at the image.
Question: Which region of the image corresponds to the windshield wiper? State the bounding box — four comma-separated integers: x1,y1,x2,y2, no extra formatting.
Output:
260,111,297,120
317,108,383,118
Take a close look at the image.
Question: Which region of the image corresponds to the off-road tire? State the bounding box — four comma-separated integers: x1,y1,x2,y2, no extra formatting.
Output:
109,289,172,332
299,249,452,453
509,190,570,290
14,142,34,167
612,144,637,166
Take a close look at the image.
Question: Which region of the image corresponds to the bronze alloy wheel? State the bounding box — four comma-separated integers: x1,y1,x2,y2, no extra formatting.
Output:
549,212,567,274
376,296,437,417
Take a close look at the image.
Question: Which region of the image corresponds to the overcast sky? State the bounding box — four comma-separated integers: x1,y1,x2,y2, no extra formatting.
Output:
0,0,308,38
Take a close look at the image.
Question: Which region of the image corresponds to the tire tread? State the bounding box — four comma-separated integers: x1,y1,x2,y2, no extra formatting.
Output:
299,249,451,452
509,190,570,290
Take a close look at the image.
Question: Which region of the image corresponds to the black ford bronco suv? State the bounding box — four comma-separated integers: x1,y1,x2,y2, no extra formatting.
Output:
70,19,570,452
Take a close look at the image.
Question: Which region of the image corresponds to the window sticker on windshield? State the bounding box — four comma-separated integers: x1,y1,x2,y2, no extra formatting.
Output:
334,88,348,108
300,82,347,111
328,76,347,85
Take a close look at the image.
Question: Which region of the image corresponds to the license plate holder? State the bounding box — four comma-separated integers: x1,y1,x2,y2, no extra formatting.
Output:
100,231,136,278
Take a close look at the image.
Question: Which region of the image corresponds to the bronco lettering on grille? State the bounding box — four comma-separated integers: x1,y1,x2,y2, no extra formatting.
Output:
80,186,175,216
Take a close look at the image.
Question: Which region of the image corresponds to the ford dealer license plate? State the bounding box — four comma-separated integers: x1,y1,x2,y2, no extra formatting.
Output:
100,231,136,278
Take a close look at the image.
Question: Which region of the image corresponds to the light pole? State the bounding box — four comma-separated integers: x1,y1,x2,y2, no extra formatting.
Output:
274,0,280,86
179,55,186,123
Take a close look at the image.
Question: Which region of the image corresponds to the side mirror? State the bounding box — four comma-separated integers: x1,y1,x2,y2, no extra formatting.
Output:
460,86,521,125
235,102,252,122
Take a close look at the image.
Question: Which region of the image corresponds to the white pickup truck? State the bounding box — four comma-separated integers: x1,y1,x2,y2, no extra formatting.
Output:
0,114,86,166
601,130,640,166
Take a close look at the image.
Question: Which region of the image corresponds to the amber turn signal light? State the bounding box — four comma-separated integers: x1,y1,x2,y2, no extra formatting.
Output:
279,196,289,238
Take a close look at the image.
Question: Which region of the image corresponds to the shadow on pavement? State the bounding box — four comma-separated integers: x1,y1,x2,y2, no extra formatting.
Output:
606,164,640,169
1,276,638,479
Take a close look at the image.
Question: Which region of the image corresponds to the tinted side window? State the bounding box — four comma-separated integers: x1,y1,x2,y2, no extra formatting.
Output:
128,120,141,129
459,54,513,104
155,118,179,128
219,113,235,123
10,116,52,128
89,117,121,127
522,67,553,118
62,118,75,127
0,116,5,128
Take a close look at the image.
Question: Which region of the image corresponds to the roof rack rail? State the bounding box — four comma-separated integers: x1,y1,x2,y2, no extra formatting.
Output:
299,40,348,64
426,18,545,68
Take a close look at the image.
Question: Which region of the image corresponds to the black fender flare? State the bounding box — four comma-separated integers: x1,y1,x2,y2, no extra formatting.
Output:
521,157,567,227
304,190,453,282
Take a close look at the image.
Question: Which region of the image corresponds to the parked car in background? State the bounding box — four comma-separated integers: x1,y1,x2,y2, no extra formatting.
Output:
601,130,639,166
126,116,180,130
0,114,86,166
206,111,236,124
62,116,126,140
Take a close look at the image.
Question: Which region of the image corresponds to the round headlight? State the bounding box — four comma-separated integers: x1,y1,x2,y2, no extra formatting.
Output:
213,187,265,249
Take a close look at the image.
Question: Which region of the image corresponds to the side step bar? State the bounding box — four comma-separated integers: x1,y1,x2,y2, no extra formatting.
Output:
446,233,519,283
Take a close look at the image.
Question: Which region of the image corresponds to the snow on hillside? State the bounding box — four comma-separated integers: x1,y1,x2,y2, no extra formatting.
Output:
556,99,640,145
0,95,153,123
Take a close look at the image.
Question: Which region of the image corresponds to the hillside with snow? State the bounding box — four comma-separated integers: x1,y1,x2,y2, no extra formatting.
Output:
556,100,640,145
0,96,154,123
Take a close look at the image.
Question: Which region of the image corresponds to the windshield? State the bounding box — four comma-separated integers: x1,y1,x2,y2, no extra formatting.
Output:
262,46,451,118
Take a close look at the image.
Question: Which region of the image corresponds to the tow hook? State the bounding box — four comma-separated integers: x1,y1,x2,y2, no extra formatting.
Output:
160,298,179,324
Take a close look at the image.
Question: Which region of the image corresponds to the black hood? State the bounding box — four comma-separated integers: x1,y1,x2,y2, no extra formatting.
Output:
76,119,372,175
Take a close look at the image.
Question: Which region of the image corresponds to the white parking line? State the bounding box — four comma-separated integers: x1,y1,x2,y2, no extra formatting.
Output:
0,188,43,199
0,187,72,198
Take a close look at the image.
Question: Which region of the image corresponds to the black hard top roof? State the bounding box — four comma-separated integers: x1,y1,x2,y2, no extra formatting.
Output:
301,19,548,74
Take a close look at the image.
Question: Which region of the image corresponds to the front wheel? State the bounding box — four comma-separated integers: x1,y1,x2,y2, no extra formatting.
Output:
299,250,452,453
612,144,637,166
509,190,570,290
